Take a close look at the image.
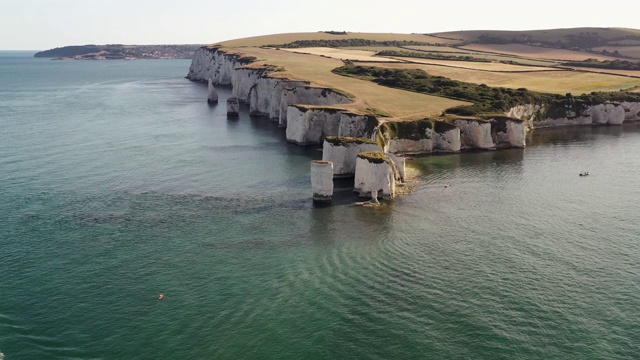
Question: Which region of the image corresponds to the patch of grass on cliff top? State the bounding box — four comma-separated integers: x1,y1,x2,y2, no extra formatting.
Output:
357,151,388,164
290,104,348,112
376,119,456,142
459,43,621,62
325,136,377,146
228,47,469,120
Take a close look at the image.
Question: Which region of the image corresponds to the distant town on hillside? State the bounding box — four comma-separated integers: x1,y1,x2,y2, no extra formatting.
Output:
34,44,202,60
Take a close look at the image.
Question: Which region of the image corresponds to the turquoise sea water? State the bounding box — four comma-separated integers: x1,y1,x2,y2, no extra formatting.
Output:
1,51,639,359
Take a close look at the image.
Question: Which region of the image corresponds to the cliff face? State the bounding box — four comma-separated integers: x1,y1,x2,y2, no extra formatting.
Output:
621,102,640,122
310,160,334,202
187,47,530,158
280,87,352,127
188,47,354,128
507,101,640,129
489,117,526,148
454,119,495,150
189,47,630,160
231,67,269,103
383,124,461,155
322,139,382,177
249,78,300,119
187,48,243,84
456,118,526,149
286,107,379,145
379,117,525,154
189,47,388,159
353,154,399,199
287,107,343,145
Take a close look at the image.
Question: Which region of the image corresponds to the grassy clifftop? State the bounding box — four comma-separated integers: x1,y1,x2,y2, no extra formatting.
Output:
206,28,640,121
333,64,640,119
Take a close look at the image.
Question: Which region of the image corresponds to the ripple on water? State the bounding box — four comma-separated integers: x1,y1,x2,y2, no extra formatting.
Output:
2,57,640,359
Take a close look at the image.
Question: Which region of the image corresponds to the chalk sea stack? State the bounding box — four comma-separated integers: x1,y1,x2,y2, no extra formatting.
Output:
311,160,334,202
227,97,239,116
353,152,400,200
207,78,218,104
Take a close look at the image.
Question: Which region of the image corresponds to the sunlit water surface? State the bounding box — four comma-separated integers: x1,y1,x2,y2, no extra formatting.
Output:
1,52,638,359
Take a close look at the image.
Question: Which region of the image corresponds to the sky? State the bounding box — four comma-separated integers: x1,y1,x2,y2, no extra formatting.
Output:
2,0,639,50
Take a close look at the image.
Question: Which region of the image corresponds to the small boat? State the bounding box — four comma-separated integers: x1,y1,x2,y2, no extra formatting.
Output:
579,171,589,176
158,293,165,300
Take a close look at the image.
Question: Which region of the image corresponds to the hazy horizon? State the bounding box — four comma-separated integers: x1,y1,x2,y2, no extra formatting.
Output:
2,0,639,50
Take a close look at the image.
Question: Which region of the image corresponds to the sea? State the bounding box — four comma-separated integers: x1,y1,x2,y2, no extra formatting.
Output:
0,51,638,359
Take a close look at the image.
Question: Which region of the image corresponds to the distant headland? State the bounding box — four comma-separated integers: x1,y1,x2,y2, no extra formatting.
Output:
34,44,202,60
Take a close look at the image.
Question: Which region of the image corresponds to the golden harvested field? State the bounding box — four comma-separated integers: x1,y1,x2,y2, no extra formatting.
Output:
559,66,640,78
233,47,469,120
211,31,640,118
279,47,400,62
459,44,619,62
402,45,470,53
591,46,640,59
433,28,640,44
220,32,456,48
383,45,560,66
343,46,410,52
354,61,640,94
392,57,559,72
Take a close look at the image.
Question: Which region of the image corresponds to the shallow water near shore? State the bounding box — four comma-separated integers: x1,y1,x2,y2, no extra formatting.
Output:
1,52,639,359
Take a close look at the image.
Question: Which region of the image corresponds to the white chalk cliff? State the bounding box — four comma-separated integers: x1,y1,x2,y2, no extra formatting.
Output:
286,107,379,145
488,117,526,148
287,107,343,145
384,152,406,182
310,160,334,202
188,47,526,159
207,78,219,104
322,138,382,177
353,153,398,199
188,46,635,166
188,47,352,127
382,122,461,155
454,119,496,150
507,101,640,129
227,97,239,115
